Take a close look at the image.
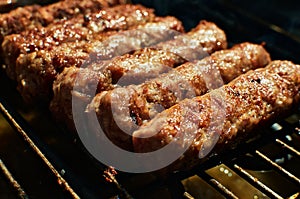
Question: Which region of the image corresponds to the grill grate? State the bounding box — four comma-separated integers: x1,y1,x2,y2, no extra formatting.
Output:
178,121,300,199
0,97,80,199
0,159,28,199
232,164,283,199
276,138,300,157
198,170,240,199
255,150,300,185
1,0,300,198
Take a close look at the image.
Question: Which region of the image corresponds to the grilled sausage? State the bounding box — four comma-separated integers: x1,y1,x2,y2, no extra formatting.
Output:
87,42,271,150
133,60,300,173
2,4,156,80
155,20,227,60
14,16,184,103
0,0,125,43
50,48,185,131
50,20,227,131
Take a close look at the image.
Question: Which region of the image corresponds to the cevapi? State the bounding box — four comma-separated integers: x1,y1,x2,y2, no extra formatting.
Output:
133,60,300,173
87,42,271,150
0,0,125,43
50,20,227,131
14,16,184,103
2,4,156,80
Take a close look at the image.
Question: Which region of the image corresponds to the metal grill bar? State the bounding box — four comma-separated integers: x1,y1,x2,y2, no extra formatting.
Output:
183,192,195,199
276,139,300,157
199,171,239,199
209,178,239,199
103,167,133,199
233,164,283,199
0,159,29,199
0,99,80,199
255,150,300,185
289,192,300,199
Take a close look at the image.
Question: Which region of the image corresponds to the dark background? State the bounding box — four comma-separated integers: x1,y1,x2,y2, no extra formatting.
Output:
132,0,300,35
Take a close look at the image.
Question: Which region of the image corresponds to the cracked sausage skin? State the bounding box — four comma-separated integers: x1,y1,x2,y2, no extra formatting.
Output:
2,4,156,80
50,20,227,132
87,42,271,150
14,16,184,103
133,60,300,173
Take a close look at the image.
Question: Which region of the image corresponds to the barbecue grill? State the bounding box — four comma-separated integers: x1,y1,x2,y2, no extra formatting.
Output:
0,0,300,198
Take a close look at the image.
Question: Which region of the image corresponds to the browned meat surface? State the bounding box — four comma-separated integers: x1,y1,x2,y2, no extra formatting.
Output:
50,20,227,132
15,17,184,103
0,5,42,43
155,20,227,60
50,48,186,131
87,42,271,150
103,49,186,85
0,0,124,43
35,0,127,24
2,4,155,80
132,60,300,173
61,53,181,132
50,62,113,131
